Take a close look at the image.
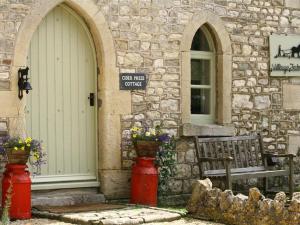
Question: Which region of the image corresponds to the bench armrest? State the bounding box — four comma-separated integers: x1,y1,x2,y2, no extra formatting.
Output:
263,153,296,158
199,157,233,162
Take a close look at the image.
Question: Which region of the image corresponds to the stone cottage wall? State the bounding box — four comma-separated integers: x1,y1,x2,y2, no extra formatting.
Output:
1,0,300,198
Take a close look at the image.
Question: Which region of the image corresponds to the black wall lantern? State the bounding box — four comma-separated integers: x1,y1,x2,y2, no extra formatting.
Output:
18,67,32,99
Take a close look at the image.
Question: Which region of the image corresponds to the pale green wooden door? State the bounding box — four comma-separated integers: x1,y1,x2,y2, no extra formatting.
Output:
26,5,98,189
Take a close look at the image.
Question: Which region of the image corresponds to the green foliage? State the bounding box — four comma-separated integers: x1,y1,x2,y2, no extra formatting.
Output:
1,178,12,225
156,136,177,195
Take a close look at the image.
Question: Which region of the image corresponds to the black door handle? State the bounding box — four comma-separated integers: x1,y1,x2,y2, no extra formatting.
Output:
88,93,95,106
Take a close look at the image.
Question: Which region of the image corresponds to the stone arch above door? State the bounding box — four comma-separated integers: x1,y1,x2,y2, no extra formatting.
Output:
180,10,232,125
12,0,131,198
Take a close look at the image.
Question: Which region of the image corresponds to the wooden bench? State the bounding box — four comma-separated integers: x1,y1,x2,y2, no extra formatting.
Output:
194,134,295,196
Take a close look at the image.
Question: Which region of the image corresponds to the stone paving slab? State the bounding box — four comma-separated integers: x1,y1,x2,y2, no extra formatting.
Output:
32,206,182,225
10,218,225,225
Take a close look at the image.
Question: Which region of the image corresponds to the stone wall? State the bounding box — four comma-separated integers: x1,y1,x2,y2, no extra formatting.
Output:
2,0,300,197
187,179,300,225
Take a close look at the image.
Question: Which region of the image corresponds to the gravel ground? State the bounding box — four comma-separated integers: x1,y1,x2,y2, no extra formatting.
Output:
10,218,224,225
148,218,224,225
10,219,75,225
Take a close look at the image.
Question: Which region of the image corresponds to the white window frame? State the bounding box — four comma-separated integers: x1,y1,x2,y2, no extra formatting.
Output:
190,26,216,125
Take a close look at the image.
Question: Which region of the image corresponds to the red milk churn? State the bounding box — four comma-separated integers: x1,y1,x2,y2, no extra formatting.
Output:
2,164,31,219
130,157,158,206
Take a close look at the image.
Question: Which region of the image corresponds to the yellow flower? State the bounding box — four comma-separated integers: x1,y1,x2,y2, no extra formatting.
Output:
149,128,156,135
18,139,23,144
132,134,137,138
145,132,150,136
25,137,32,144
131,127,138,132
21,146,25,151
34,153,39,160
14,147,18,151
27,144,30,147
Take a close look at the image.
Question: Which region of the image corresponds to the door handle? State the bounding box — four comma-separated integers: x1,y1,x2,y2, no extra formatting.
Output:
88,93,95,106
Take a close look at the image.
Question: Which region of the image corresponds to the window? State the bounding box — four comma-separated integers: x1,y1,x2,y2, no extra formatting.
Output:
190,26,215,124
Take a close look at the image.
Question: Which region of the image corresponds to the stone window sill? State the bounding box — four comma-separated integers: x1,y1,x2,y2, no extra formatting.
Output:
179,123,235,137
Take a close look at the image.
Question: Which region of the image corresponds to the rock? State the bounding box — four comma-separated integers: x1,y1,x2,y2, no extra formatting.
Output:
288,193,300,213
259,198,272,214
248,187,264,202
161,99,179,112
186,179,212,213
230,193,247,212
274,192,286,203
292,192,300,201
242,45,252,55
0,72,9,79
254,96,271,110
124,53,143,66
0,121,8,134
220,190,234,211
233,94,253,109
206,188,221,208
175,164,191,179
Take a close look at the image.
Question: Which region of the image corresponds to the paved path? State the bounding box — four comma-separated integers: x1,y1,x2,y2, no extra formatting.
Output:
10,206,224,225
11,218,224,225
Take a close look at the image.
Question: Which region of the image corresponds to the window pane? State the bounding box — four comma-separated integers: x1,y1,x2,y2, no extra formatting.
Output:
191,59,210,85
191,88,210,114
191,28,210,51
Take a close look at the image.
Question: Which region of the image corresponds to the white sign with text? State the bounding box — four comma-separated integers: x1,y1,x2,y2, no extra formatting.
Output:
270,34,300,76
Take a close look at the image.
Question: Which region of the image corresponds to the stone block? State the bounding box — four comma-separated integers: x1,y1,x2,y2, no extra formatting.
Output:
254,96,271,110
0,79,10,90
283,84,300,110
123,53,143,67
175,164,191,178
100,169,131,199
288,135,300,155
233,94,253,109
179,123,235,137
0,121,8,135
286,0,300,8
160,99,179,112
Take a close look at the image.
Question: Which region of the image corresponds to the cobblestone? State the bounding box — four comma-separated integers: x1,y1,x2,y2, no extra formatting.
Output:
31,206,183,225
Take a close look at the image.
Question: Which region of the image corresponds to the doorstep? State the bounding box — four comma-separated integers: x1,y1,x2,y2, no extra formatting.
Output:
32,204,183,225
31,187,105,206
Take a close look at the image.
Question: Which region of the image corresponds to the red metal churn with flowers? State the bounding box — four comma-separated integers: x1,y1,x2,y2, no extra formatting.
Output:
2,164,31,219
130,157,158,206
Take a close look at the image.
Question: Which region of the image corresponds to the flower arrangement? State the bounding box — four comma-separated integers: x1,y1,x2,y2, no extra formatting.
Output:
130,126,171,144
0,136,46,175
129,125,177,194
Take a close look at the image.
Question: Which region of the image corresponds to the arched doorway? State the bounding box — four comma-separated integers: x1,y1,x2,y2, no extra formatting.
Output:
13,0,131,197
26,4,98,189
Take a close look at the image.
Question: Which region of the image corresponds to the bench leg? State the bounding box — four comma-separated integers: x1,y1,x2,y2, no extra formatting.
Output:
225,177,232,190
289,156,294,198
263,177,268,194
225,160,232,190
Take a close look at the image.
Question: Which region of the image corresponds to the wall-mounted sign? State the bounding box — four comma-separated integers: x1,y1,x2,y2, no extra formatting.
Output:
270,34,300,76
119,73,147,90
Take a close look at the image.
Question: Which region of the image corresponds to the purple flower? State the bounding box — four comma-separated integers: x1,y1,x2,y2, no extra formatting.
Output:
158,133,170,142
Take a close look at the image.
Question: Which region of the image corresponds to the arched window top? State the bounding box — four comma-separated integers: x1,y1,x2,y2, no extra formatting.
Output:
191,26,215,52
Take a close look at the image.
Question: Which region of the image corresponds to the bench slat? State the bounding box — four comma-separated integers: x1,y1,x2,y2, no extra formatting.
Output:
204,168,288,178
196,135,260,143
243,140,249,167
253,139,260,166
230,141,238,168
204,166,266,176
